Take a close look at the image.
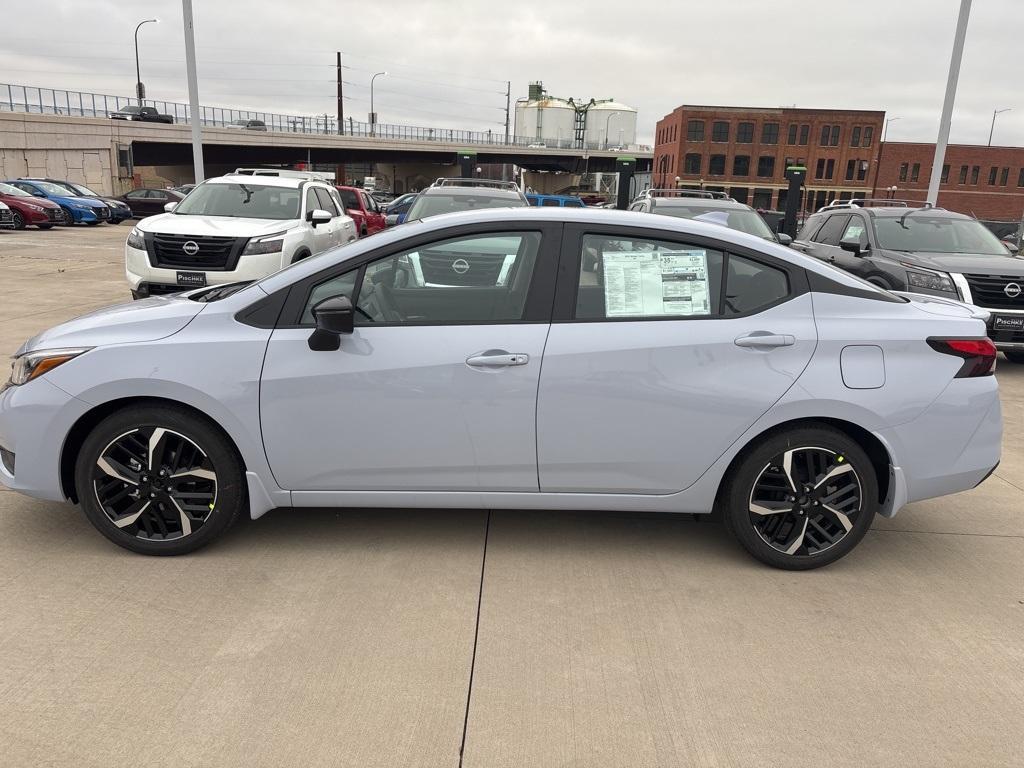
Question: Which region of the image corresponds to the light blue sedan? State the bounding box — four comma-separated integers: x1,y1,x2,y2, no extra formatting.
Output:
0,208,1002,568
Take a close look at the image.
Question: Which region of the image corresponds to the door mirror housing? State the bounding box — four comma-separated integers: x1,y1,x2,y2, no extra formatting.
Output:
1003,240,1019,254
776,233,793,246
164,202,177,213
308,209,332,227
839,234,869,255
309,295,354,350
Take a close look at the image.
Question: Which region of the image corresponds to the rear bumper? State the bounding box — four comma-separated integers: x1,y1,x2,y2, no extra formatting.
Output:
878,377,1002,510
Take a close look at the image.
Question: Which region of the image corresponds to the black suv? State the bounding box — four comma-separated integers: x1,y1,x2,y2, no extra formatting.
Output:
793,200,1024,363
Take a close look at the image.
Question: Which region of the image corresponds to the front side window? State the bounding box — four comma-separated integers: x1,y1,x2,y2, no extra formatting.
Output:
337,188,360,211
842,217,867,244
173,182,300,220
811,214,851,246
313,187,339,215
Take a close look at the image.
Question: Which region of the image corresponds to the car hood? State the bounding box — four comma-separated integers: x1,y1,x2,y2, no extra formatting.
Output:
0,193,60,209
895,251,1024,275
17,295,205,356
57,195,108,208
136,213,299,237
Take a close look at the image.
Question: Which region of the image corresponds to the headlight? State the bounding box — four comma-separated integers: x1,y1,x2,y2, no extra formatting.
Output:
24,203,45,212
906,269,956,293
242,237,284,255
126,227,145,250
6,348,90,388
71,203,91,210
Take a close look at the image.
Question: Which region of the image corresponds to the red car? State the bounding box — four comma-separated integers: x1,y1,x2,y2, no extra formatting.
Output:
334,186,386,237
0,181,66,229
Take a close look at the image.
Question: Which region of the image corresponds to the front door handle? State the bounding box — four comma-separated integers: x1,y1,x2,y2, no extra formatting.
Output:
735,333,795,348
466,351,530,367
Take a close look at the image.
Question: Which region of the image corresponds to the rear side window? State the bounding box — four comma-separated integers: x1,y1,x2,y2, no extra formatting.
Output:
723,255,789,315
540,198,561,206
797,213,825,240
811,214,851,246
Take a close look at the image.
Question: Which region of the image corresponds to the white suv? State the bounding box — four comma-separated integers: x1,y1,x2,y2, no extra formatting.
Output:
125,173,356,298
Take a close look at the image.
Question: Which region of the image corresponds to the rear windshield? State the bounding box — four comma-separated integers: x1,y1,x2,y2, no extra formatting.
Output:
172,182,300,220
654,204,776,240
408,193,526,220
874,215,1008,255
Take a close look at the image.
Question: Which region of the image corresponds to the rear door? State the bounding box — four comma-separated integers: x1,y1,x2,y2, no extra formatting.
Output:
536,224,816,494
259,223,559,492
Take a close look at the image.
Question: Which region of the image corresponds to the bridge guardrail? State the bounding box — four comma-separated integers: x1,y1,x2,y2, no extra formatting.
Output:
0,82,652,152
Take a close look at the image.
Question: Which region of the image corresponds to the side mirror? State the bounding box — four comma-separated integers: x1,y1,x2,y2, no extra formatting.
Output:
308,209,332,227
1003,240,1019,254
346,208,361,218
385,214,399,227
776,233,793,246
164,202,177,213
839,235,868,255
308,295,354,351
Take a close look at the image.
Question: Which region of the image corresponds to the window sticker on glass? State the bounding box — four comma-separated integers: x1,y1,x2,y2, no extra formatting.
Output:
602,250,711,317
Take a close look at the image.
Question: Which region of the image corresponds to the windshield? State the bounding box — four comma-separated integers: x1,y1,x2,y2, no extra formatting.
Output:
172,182,301,219
0,182,32,196
337,189,360,210
407,193,526,220
118,106,142,113
30,181,78,196
655,204,776,240
874,215,1009,255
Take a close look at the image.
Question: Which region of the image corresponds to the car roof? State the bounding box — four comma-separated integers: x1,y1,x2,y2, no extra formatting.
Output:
208,174,323,189
651,197,753,211
420,186,523,198
859,207,971,220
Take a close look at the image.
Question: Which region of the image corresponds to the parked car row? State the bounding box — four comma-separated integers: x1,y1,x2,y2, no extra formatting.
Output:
0,178,189,229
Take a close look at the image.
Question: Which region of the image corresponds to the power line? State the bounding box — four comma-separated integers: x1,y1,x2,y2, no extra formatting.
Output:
341,65,504,95
341,80,504,112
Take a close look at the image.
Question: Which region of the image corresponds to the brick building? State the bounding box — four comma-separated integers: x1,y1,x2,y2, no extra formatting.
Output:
872,142,1024,221
654,105,885,212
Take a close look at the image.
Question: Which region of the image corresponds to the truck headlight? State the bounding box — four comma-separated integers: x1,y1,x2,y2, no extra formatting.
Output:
242,237,284,255
907,269,956,293
6,348,91,389
126,227,145,250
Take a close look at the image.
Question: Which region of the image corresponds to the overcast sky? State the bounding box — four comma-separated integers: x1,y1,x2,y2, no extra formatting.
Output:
2,0,1022,147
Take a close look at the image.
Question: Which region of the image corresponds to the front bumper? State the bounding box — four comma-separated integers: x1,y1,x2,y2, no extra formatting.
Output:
0,377,89,502
125,244,288,292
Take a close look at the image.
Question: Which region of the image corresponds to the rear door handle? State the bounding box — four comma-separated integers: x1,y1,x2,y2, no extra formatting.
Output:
735,333,795,348
466,351,530,367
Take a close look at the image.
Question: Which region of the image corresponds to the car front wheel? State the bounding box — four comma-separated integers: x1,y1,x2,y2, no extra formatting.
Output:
11,210,25,229
723,426,878,570
74,405,245,555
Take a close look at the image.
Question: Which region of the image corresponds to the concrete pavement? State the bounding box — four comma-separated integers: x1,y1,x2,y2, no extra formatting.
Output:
1,224,1022,767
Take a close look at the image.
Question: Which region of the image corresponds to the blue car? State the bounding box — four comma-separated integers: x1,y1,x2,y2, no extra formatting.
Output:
526,193,586,208
385,192,418,225
4,180,111,225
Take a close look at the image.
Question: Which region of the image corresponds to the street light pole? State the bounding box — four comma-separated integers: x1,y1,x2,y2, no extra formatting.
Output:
988,108,1011,146
883,116,900,142
369,71,387,137
134,18,158,105
927,0,972,206
180,0,204,182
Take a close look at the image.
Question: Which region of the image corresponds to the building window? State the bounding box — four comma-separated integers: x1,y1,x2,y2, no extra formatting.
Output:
787,124,798,145
941,164,950,183
757,156,776,178
711,121,729,142
851,127,862,147
1000,167,1009,186
1018,168,1024,187
730,187,749,204
825,159,834,179
799,124,809,145
988,166,998,185
752,188,773,210
733,155,750,176
709,155,726,175
911,163,920,183
737,122,754,143
687,120,705,141
761,122,780,144
971,166,980,185
845,159,856,181
815,158,826,179
863,126,873,147
820,125,830,146
683,153,701,174
959,165,968,184
899,163,909,182
857,161,868,182
778,189,789,210
830,125,840,146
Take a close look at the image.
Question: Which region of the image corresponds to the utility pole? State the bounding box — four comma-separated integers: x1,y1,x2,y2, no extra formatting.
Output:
988,108,1010,146
181,0,204,182
503,81,511,182
337,52,344,135
927,0,971,206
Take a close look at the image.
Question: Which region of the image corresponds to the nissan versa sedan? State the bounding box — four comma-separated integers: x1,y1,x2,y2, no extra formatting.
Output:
0,209,1002,569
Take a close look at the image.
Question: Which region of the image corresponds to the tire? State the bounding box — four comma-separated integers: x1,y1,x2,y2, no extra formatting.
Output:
86,221,99,226
37,224,53,230
290,250,311,264
11,210,25,230
1004,351,1024,364
866,277,892,289
60,206,75,225
723,425,878,570
74,404,245,556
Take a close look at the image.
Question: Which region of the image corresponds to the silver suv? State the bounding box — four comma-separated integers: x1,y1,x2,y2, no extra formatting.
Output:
630,189,791,245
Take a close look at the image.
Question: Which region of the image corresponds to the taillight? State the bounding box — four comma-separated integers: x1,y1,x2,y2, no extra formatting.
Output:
927,337,997,377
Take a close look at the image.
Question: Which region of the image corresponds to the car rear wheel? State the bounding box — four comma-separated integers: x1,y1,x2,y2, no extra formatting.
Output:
11,210,25,229
1004,351,1024,364
723,426,878,570
74,405,245,555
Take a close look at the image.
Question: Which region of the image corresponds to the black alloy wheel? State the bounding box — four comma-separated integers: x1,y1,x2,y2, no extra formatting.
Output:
75,405,245,555
724,426,878,569
11,210,25,230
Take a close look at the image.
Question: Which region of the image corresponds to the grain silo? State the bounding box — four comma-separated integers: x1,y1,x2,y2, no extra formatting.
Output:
584,100,638,148
514,82,579,147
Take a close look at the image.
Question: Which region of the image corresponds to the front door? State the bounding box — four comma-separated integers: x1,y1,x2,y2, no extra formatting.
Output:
259,226,558,491
537,226,817,494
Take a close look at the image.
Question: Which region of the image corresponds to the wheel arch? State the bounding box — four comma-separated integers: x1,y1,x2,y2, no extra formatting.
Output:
59,396,247,503
714,416,893,510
